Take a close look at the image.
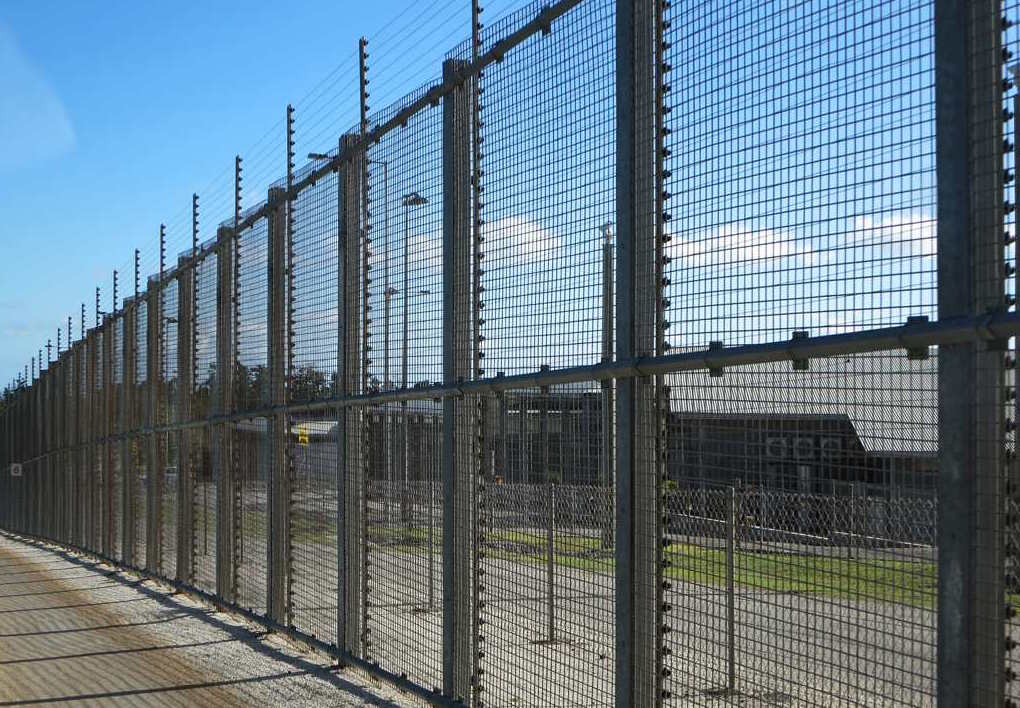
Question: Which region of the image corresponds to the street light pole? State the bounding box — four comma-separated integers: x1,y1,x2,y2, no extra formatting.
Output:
401,192,428,525
600,222,614,549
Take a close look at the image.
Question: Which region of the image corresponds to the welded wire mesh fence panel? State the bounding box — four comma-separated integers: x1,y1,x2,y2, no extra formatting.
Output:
235,419,269,615
362,404,444,690
663,0,938,348
364,89,444,393
289,419,339,644
473,1,617,703
480,0,616,378
287,171,341,644
5,1,1020,705
290,172,338,405
193,253,219,593
193,424,216,592
662,355,938,705
480,387,615,707
236,220,270,413
358,86,445,690
235,220,270,614
162,279,179,580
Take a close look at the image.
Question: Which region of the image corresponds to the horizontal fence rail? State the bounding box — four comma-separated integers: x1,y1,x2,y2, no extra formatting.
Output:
2,0,1020,706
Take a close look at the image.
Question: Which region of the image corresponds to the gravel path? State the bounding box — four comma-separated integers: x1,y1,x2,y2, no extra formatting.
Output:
0,533,418,707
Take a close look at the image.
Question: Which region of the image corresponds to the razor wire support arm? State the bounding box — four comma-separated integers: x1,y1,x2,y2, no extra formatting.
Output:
176,256,195,584
339,133,364,657
441,57,476,704
215,225,237,602
935,0,1007,704
615,0,661,705
267,185,290,626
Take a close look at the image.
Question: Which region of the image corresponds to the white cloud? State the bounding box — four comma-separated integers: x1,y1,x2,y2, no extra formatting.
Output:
0,25,74,171
848,214,936,257
668,223,807,266
482,215,560,261
396,215,558,274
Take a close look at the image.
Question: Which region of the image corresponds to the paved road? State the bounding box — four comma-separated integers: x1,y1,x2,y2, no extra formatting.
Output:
0,533,414,707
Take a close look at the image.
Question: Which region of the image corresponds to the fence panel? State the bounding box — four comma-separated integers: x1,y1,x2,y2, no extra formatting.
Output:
288,169,341,644
235,219,270,615
360,83,445,691
193,252,218,593
162,278,179,580
4,1,1020,705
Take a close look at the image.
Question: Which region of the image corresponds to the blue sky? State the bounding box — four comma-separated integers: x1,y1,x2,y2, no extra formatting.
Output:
0,0,536,386
0,0,960,400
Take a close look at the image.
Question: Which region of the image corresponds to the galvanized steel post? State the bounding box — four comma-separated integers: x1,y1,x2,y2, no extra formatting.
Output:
146,274,164,574
177,243,196,584
615,0,661,704
85,328,98,550
441,56,475,704
122,296,137,565
267,181,290,626
935,0,1007,703
216,224,236,601
339,132,364,657
102,312,115,557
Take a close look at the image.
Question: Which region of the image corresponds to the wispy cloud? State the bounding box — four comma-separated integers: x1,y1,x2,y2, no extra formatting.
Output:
0,24,74,171
483,216,560,262
668,223,808,266
847,214,936,257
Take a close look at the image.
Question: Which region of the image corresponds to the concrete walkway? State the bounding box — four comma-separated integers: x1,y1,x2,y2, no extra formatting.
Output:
0,534,414,707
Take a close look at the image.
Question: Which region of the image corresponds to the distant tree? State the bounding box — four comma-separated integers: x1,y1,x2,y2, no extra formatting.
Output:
290,365,330,403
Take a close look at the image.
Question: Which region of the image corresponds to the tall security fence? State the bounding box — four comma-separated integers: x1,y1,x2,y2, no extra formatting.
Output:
2,0,1020,705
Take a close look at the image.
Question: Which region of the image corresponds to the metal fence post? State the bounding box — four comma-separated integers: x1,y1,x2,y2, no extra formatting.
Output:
86,328,97,550
216,225,236,601
69,342,79,546
441,56,475,704
40,366,49,540
615,0,661,705
146,275,164,574
268,182,290,627
935,0,1007,703
177,249,196,584
103,314,115,557
122,299,137,565
54,356,62,542
339,132,364,656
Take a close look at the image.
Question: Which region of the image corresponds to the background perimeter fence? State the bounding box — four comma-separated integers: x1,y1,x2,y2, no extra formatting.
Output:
3,0,1020,705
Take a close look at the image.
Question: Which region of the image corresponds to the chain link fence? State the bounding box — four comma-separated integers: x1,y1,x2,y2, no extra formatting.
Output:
2,0,1020,705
